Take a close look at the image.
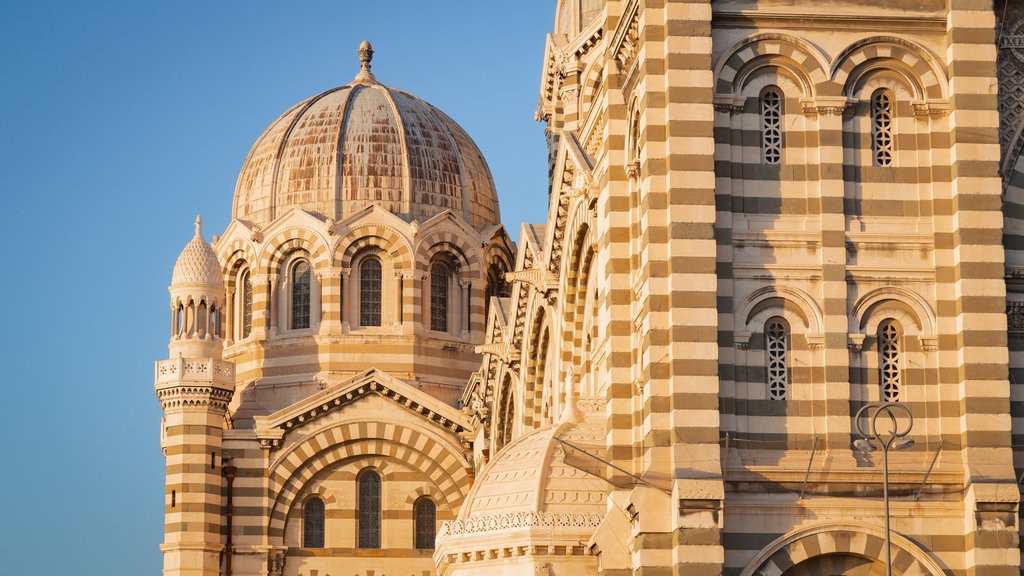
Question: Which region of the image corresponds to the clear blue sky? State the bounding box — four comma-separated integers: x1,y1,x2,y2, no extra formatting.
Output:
0,2,551,573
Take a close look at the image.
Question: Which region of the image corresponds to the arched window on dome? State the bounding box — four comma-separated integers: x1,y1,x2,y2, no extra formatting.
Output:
430,262,450,332
413,496,436,549
357,469,381,548
303,497,325,548
239,269,253,339
360,258,382,327
290,259,311,330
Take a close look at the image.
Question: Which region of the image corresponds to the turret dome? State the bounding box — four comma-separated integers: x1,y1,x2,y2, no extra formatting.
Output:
168,216,224,358
232,41,500,230
171,216,222,287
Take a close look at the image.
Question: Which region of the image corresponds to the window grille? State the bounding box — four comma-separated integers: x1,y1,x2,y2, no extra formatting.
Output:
358,471,381,548
413,497,436,549
291,260,311,329
761,89,782,165
241,270,252,338
879,320,901,401
872,91,894,166
431,263,449,332
360,259,382,327
303,497,325,548
766,319,788,400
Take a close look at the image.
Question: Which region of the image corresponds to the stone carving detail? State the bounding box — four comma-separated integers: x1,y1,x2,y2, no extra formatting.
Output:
615,10,640,74
999,4,1024,169
438,512,603,537
1008,301,1024,333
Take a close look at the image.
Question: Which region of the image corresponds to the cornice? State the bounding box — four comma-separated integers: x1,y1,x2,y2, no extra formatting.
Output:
712,12,946,35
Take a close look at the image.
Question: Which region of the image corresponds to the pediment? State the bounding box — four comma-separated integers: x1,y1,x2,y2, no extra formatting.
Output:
253,368,473,449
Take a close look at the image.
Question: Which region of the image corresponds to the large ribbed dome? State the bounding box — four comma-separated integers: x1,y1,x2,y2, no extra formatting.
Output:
232,42,500,230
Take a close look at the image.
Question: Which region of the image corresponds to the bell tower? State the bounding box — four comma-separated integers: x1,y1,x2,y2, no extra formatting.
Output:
155,216,234,576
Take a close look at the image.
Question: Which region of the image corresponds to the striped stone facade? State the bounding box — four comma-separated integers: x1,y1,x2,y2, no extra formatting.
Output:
157,2,1024,575
447,1,1022,575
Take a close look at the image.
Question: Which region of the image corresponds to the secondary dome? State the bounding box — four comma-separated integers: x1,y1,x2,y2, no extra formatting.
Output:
232,41,500,230
453,409,607,522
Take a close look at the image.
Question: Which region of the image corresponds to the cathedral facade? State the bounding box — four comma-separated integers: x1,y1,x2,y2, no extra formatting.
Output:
157,2,1024,575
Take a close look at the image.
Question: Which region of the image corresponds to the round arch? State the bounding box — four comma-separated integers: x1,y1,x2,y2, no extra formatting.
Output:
336,223,414,270
260,226,331,274
832,37,947,101
266,419,471,541
740,521,945,576
739,284,824,336
714,33,829,98
851,286,936,338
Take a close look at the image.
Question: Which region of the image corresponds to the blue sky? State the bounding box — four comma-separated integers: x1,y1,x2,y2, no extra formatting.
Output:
0,2,552,573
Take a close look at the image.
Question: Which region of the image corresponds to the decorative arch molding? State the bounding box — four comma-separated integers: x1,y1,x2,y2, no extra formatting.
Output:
221,243,259,284
266,420,471,540
521,306,552,429
336,226,414,271
739,285,824,336
562,192,596,280
260,227,331,275
414,229,481,277
833,37,947,102
739,521,946,576
851,286,936,339
714,33,829,98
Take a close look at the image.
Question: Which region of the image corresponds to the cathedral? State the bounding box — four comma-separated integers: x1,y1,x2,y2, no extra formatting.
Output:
156,1,1024,575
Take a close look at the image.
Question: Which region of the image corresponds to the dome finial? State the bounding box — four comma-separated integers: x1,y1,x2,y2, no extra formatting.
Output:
194,214,203,238
353,40,377,84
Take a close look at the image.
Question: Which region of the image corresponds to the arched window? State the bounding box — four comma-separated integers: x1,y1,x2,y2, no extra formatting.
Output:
765,318,788,400
761,87,782,165
360,258,382,327
878,319,901,401
431,262,449,332
240,269,253,339
303,497,324,548
413,496,436,549
291,260,311,329
871,89,894,166
357,470,381,548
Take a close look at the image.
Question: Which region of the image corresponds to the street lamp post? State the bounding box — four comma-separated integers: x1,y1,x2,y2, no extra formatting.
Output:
853,402,914,576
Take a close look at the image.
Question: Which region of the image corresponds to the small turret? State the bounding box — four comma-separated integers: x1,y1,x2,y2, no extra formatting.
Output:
156,216,235,576
168,216,225,358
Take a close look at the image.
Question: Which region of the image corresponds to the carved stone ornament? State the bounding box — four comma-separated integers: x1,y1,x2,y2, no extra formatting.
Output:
1002,17,1024,64
1008,301,1024,333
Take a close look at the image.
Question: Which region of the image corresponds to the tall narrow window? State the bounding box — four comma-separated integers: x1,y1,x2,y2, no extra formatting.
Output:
761,88,782,165
303,497,325,548
241,269,253,339
413,497,436,549
871,90,894,166
357,470,381,548
431,262,449,332
360,258,382,327
766,318,788,400
291,260,311,329
879,320,901,401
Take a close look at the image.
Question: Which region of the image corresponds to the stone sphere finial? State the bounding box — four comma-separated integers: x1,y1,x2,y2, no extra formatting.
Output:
354,41,377,83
